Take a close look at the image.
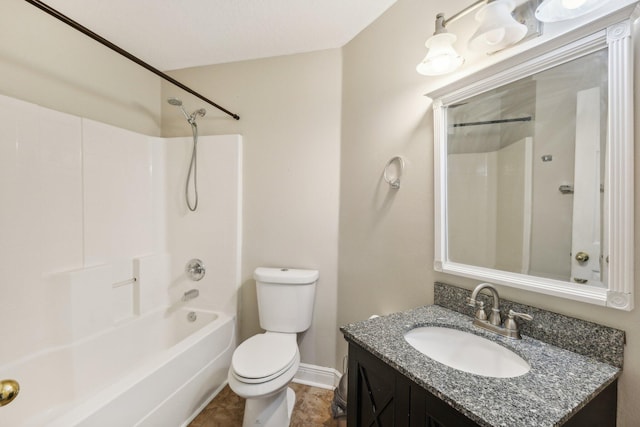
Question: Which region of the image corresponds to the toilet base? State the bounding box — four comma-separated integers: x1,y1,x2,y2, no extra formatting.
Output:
242,386,296,427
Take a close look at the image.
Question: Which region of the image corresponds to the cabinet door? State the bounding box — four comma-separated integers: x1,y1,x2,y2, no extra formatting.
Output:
562,380,617,427
347,342,481,427
348,343,410,426
412,387,480,427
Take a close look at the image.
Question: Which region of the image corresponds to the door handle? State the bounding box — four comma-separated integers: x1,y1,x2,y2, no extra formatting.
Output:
0,379,19,406
575,252,590,264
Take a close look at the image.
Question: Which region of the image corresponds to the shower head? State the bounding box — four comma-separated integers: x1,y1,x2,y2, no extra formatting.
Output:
192,108,207,119
167,97,191,121
168,97,206,124
186,108,207,124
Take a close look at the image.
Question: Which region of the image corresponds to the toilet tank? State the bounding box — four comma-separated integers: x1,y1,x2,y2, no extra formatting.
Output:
254,267,319,333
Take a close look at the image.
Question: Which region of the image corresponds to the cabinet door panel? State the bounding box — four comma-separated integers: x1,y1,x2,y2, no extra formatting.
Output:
348,343,409,426
562,381,616,427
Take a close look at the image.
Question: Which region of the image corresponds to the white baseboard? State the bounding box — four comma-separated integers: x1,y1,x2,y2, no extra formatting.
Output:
293,363,342,390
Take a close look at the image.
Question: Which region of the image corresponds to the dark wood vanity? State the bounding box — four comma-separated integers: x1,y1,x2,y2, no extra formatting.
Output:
346,340,617,427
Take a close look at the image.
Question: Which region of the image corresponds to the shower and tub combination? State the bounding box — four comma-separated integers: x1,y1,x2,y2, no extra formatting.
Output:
0,93,242,426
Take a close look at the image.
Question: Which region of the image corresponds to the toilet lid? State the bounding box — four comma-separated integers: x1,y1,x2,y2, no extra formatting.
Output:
232,334,297,380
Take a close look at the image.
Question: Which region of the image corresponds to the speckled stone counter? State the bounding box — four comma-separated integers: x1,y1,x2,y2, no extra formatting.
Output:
341,305,621,427
434,282,625,368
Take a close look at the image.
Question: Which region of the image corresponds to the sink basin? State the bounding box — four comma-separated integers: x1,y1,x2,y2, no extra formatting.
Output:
404,326,530,378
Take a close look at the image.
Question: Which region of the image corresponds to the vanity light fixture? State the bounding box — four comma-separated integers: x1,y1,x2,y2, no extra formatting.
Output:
417,0,536,76
468,0,528,53
535,0,614,22
417,0,614,76
416,13,464,76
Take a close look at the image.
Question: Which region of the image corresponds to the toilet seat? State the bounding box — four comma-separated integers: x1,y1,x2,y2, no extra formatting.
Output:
231,333,297,384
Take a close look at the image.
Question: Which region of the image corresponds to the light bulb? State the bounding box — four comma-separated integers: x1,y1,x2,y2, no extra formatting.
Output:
561,0,587,9
416,32,464,76
468,0,527,53
428,55,454,74
482,28,506,45
536,0,612,22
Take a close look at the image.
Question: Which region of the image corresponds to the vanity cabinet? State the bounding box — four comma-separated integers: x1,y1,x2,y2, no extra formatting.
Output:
346,341,617,427
347,341,480,427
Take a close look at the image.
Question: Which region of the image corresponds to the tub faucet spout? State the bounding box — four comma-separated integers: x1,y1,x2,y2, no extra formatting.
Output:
183,289,199,301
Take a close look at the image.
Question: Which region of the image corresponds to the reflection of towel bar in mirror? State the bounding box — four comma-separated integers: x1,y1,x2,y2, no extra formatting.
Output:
384,156,405,189
559,184,574,194
452,116,532,128
112,277,137,288
559,184,604,194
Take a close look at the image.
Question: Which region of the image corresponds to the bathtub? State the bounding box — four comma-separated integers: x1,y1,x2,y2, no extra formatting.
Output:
0,307,236,427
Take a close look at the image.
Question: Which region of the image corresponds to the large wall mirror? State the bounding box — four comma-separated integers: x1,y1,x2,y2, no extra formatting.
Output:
430,20,634,310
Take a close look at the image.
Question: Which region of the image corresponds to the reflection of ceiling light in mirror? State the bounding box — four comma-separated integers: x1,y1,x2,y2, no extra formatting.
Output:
468,0,528,54
535,0,612,22
416,14,464,76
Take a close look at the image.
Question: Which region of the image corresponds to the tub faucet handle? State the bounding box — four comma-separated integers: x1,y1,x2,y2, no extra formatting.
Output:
185,259,205,281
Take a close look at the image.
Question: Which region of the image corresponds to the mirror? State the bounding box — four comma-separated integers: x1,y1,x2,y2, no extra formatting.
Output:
430,20,634,310
447,49,607,285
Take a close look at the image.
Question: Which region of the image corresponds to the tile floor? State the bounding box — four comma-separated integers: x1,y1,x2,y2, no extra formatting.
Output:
189,382,339,427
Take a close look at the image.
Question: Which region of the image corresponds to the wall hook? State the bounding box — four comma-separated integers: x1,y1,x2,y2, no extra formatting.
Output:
384,156,405,189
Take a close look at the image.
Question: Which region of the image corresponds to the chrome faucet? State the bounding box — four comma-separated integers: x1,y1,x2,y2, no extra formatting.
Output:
182,289,199,301
467,283,502,326
466,283,533,339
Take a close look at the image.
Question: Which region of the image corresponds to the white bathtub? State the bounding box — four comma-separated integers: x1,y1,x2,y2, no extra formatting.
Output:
0,307,236,427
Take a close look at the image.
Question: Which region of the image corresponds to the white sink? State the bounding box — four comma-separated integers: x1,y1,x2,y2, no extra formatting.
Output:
404,326,530,378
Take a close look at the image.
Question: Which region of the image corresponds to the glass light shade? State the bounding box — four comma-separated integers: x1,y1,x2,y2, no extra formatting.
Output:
416,33,464,76
535,0,612,22
468,0,528,54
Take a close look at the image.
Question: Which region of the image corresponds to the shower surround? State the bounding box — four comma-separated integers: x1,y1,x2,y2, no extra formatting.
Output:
0,93,242,426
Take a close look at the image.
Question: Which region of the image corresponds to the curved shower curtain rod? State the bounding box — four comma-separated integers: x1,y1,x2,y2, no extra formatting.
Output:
24,0,240,121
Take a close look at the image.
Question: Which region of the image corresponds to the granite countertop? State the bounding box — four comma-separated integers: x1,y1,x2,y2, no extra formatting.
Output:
341,305,621,427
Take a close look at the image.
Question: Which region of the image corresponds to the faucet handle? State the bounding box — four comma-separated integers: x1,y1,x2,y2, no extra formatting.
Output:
466,299,488,321
504,310,533,338
185,259,206,281
508,310,533,322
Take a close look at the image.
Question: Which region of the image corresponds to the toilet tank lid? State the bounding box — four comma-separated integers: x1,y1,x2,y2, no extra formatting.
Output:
254,267,319,284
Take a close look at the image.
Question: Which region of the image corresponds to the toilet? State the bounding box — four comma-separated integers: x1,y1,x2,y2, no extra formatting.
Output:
228,267,319,427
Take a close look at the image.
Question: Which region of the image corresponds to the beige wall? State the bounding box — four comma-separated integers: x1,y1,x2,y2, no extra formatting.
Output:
339,0,439,370
0,0,161,135
163,49,342,370
4,0,640,423
340,0,640,425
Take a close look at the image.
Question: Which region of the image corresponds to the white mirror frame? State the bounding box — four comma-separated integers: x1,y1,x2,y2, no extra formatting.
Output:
430,18,635,310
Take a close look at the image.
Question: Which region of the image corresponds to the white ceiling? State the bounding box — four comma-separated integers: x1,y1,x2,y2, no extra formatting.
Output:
43,0,397,71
